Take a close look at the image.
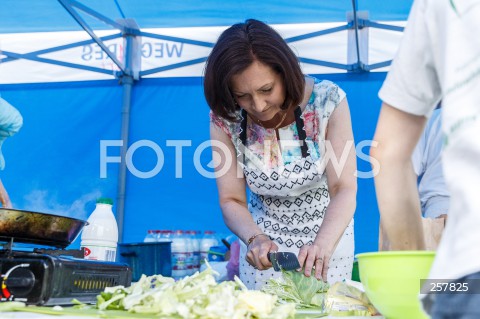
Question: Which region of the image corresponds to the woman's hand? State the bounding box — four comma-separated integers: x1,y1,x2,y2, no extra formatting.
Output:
246,235,278,270
297,243,334,282
0,179,12,208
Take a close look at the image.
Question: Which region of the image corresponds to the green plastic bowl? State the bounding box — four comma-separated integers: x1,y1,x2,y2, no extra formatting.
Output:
356,251,435,319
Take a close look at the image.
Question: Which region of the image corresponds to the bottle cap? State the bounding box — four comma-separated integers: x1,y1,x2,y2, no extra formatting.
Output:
96,197,113,205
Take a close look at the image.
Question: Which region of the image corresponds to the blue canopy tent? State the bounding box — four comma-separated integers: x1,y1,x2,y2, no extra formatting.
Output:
0,0,413,252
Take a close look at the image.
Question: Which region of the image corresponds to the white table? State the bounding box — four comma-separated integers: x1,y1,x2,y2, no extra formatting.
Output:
2,312,384,319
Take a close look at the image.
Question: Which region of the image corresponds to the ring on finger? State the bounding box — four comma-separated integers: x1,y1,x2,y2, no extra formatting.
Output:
315,257,323,262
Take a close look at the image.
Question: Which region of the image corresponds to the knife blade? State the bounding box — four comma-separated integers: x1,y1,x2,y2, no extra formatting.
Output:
267,251,300,271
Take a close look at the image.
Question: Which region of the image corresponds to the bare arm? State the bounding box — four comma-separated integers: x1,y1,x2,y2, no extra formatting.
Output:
0,179,12,208
210,122,277,269
298,98,357,281
371,103,427,250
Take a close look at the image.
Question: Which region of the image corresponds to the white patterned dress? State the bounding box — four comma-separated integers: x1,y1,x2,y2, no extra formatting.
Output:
211,78,354,290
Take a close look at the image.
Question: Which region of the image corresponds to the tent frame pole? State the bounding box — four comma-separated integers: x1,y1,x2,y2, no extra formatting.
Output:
116,21,140,243
58,0,140,243
117,71,132,244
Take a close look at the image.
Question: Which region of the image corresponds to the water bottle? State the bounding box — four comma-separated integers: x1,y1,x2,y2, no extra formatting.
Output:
81,198,118,262
144,230,156,242
183,230,192,273
159,230,172,242
186,230,200,273
171,230,188,280
200,230,219,265
154,230,162,242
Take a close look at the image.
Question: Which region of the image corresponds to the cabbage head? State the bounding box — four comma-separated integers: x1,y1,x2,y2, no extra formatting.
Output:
283,270,329,305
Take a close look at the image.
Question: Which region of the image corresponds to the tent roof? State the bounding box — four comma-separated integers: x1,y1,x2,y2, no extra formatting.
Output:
1,0,413,84
1,0,413,34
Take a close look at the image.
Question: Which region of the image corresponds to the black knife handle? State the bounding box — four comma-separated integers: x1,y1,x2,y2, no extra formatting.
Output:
267,251,281,271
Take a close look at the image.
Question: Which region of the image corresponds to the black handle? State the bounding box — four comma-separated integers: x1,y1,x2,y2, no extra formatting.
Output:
4,267,35,296
221,238,231,250
268,252,281,271
120,251,138,257
267,251,273,262
5,277,35,288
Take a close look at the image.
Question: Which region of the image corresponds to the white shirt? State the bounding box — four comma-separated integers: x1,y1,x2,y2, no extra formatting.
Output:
379,0,480,282
411,108,449,218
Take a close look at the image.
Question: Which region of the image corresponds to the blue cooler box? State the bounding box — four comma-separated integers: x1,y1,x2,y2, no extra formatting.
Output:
207,245,228,262
118,242,171,282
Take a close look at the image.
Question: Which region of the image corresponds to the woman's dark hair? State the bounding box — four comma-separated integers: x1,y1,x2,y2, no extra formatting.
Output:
204,19,305,121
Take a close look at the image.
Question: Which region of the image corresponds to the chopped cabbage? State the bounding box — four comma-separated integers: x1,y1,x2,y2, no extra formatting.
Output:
262,270,329,309
95,264,295,319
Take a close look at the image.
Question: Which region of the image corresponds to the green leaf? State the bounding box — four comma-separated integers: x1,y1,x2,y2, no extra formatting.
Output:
283,271,329,305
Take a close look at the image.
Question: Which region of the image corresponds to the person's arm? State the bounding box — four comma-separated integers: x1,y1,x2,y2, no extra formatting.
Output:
210,122,278,270
297,98,357,281
371,103,427,250
416,109,449,219
0,179,12,208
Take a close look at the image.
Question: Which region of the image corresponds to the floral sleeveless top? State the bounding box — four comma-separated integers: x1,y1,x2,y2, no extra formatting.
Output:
210,78,345,174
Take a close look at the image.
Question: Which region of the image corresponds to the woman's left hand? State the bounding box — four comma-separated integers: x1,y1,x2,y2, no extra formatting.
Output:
297,243,333,282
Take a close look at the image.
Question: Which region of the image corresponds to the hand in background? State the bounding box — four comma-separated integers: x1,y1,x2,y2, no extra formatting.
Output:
0,179,12,208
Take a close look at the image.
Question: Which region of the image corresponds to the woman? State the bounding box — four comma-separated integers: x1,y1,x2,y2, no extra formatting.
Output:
204,19,356,289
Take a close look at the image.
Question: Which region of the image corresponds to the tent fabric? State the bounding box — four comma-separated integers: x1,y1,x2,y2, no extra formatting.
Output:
0,21,406,84
0,0,413,254
1,0,410,84
1,0,413,33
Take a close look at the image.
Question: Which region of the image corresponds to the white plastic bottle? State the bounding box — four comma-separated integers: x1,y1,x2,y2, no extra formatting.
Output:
158,230,172,243
171,230,188,280
143,230,156,242
154,230,162,242
81,198,118,262
184,231,195,276
200,230,219,265
188,230,201,273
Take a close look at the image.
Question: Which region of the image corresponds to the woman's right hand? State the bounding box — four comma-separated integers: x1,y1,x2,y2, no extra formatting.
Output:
246,235,278,270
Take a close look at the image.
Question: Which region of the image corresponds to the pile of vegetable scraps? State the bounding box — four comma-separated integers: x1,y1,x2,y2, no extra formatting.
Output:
91,265,296,319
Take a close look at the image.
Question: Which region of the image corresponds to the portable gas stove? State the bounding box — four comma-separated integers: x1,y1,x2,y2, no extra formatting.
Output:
0,240,132,306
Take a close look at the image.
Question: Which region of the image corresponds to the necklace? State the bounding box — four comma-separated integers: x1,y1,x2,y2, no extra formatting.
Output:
249,109,288,130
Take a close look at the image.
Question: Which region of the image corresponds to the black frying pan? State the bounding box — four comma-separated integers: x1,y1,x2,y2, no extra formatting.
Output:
0,208,87,248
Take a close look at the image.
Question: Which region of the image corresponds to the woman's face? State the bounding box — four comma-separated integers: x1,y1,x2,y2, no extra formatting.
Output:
231,60,285,122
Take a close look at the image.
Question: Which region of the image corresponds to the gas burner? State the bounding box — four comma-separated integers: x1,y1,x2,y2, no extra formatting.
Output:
0,238,132,305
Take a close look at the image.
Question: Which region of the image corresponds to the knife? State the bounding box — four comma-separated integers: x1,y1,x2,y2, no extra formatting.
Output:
267,251,300,271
